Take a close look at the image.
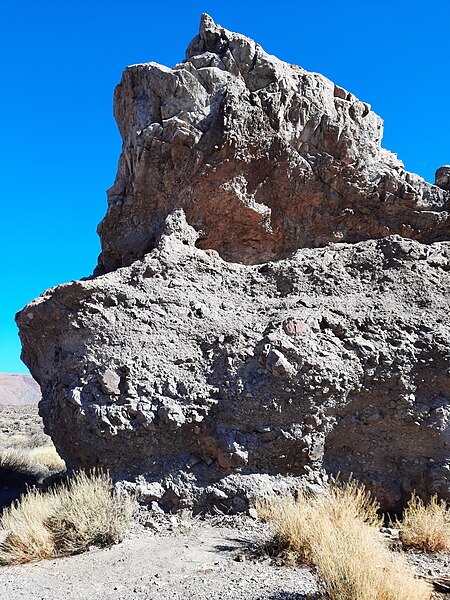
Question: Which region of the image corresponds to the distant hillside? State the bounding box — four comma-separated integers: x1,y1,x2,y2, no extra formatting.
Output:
0,373,41,406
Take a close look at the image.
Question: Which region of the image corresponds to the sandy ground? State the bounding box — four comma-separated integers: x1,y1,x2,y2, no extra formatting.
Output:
1,517,449,600
0,522,320,600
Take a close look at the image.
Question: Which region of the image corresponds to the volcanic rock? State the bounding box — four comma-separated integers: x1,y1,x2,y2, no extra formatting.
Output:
436,166,450,192
17,15,450,511
96,14,449,273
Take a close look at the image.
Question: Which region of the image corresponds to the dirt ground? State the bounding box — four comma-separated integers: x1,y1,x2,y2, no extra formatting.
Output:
0,519,320,600
1,514,449,600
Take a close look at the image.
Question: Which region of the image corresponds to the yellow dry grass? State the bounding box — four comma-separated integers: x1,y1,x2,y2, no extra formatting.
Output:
29,445,66,473
0,442,65,477
0,448,44,477
256,481,432,600
0,444,65,480
5,434,30,447
47,471,134,556
0,470,135,565
396,493,450,552
0,405,65,481
0,487,55,564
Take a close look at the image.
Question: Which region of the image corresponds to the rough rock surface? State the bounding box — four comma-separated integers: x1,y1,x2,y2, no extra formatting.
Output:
436,166,450,192
97,14,449,272
17,15,450,511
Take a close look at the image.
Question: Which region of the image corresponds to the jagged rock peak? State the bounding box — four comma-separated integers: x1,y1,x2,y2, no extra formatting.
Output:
96,14,449,273
185,13,282,70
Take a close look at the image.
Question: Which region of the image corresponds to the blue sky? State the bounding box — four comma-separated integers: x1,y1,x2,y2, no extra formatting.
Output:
1,1,449,373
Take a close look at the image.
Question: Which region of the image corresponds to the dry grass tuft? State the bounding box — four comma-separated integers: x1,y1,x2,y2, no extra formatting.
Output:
0,444,65,483
47,471,134,556
0,448,48,479
0,487,55,564
4,431,49,450
0,470,135,565
396,493,450,552
29,446,66,473
5,434,30,448
257,481,432,600
0,405,65,481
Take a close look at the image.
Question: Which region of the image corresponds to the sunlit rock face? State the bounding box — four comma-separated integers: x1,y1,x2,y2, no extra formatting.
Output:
17,15,450,512
96,14,449,273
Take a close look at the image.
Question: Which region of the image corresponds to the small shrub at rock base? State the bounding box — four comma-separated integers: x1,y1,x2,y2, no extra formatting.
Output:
28,445,66,473
0,470,135,565
256,481,432,600
396,493,450,552
47,470,134,556
0,486,55,564
0,448,49,481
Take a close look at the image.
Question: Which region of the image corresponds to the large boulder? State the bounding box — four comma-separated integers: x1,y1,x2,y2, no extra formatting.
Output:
17,15,450,511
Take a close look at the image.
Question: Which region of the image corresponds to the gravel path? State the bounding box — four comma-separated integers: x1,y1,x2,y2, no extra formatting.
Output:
0,523,320,600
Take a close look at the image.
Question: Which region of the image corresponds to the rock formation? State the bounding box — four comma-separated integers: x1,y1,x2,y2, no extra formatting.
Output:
17,15,450,511
436,166,450,192
96,14,449,273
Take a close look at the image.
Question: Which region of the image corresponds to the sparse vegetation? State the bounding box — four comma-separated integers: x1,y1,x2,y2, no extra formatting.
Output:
0,470,135,565
396,493,450,552
0,405,65,485
0,408,131,565
0,405,446,598
257,481,432,600
28,446,66,473
0,448,49,480
0,486,55,564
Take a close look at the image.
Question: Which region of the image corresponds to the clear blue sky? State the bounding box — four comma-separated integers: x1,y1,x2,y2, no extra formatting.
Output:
1,1,449,373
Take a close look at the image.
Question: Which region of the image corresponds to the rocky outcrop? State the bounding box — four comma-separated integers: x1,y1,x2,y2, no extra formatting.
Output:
17,15,450,512
436,166,450,192
97,14,449,273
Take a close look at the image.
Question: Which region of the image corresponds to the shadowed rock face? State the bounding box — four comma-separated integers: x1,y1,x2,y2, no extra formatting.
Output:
436,166,450,192
17,15,450,512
